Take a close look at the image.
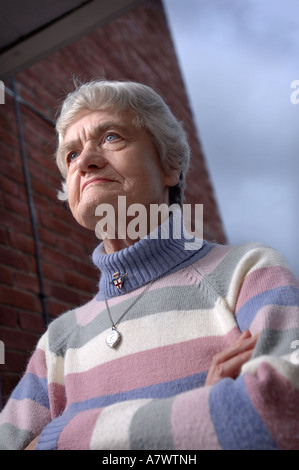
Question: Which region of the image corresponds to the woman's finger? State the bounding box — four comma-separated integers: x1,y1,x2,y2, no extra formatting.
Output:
205,331,259,386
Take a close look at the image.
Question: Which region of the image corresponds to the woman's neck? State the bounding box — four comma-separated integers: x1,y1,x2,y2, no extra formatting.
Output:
92,207,210,300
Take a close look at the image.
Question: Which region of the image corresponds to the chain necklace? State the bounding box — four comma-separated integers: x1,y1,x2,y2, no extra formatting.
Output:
104,280,153,348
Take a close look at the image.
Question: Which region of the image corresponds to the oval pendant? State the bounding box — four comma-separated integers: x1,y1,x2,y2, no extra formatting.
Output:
106,328,121,348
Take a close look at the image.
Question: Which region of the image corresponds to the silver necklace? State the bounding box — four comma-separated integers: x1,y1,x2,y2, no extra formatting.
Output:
104,280,153,348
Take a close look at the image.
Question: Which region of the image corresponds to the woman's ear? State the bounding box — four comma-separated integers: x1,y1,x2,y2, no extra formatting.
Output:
164,168,181,187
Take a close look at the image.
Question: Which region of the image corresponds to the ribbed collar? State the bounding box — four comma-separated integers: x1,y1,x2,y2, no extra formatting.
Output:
92,208,208,300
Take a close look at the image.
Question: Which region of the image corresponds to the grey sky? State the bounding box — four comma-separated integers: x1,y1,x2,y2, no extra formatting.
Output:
163,0,299,277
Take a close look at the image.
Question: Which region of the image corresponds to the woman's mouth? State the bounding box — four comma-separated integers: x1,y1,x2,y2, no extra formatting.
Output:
82,177,116,191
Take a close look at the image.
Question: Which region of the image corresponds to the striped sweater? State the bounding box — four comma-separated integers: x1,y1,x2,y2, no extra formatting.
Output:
1,216,299,449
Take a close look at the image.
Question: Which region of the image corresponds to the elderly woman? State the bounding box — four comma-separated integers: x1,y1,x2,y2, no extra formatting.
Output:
1,80,299,450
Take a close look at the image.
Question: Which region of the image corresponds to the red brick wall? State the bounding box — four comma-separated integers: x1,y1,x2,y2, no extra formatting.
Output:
0,0,225,405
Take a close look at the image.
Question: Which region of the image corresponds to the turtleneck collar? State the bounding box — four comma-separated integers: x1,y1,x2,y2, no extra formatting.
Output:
92,207,209,300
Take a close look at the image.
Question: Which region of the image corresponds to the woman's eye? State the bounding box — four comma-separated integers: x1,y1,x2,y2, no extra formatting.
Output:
67,151,80,163
105,133,120,143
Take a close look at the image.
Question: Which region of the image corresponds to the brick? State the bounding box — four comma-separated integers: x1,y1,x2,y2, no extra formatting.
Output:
0,209,25,232
57,237,89,260
52,203,77,226
0,221,13,242
27,158,46,181
45,282,80,306
46,299,70,318
38,226,58,247
1,374,21,405
0,264,14,286
3,193,30,219
21,114,53,148
0,110,13,132
40,212,73,237
0,174,20,197
0,350,28,373
31,177,56,201
8,232,35,255
0,127,19,151
74,259,98,280
69,226,98,248
33,193,51,213
64,271,97,294
45,171,62,189
14,272,39,293
41,261,64,283
0,285,38,311
19,85,56,118
0,327,39,352
0,157,25,185
18,311,46,334
0,245,30,271
0,306,18,328
28,147,57,175
41,245,76,270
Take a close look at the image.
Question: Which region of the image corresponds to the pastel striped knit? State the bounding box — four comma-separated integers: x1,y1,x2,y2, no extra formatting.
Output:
1,213,299,450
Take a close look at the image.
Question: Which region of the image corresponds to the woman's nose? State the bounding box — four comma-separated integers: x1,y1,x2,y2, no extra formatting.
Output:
76,145,107,175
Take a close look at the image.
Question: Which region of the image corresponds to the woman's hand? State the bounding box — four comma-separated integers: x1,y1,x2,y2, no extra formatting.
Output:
205,330,259,386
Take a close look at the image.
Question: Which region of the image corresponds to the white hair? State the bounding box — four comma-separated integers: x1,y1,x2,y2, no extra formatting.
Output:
55,79,190,206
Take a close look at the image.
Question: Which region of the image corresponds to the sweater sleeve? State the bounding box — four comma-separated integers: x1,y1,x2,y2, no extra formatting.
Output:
210,243,299,450
0,333,52,450
37,243,299,450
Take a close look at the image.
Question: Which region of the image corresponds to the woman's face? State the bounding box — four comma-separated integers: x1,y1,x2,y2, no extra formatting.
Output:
61,108,178,234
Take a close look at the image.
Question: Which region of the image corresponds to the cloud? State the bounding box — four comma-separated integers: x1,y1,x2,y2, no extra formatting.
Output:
163,0,299,277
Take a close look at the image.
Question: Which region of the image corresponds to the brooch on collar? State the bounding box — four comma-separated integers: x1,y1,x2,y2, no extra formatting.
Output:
110,271,128,291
